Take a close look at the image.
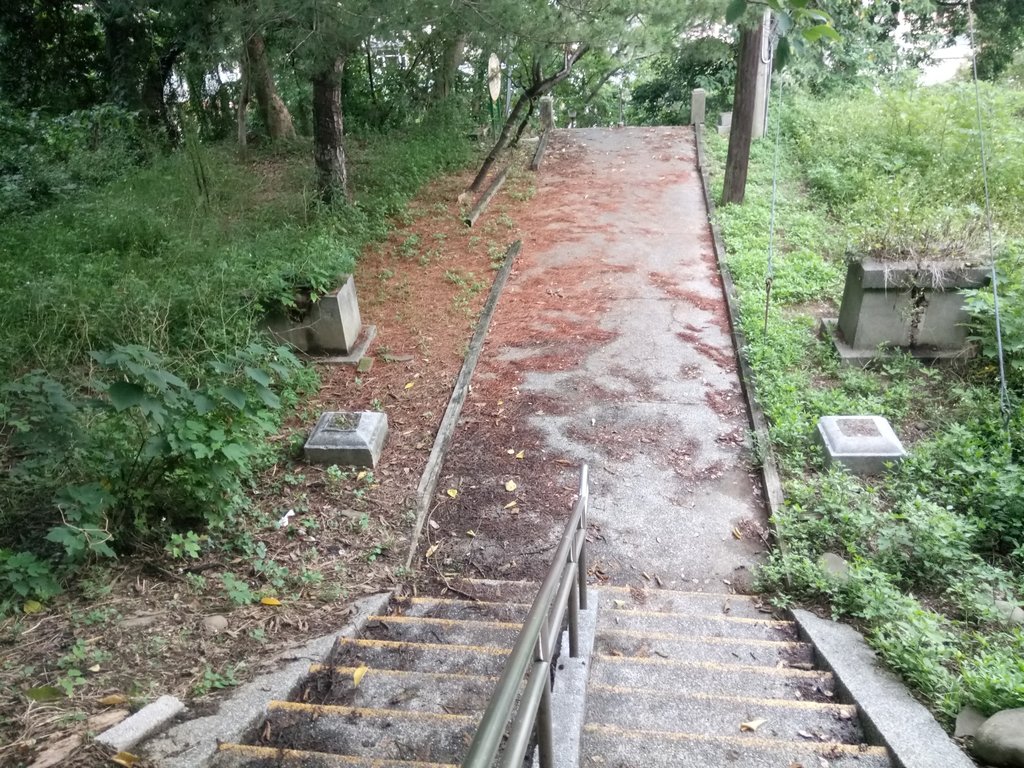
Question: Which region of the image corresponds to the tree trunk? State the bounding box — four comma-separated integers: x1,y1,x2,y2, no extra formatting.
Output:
433,33,466,99
722,23,763,206
469,44,590,192
237,62,250,148
312,56,349,204
244,32,295,141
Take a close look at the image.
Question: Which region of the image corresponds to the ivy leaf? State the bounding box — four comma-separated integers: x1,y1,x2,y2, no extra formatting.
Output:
244,367,272,387
253,384,280,409
218,386,247,411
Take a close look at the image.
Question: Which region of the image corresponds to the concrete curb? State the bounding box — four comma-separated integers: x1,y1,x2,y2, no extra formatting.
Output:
138,592,390,767
791,609,975,768
403,240,522,569
693,124,787,530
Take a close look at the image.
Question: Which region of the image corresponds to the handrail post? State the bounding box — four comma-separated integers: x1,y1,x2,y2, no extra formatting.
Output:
536,672,555,768
577,468,589,611
568,575,580,657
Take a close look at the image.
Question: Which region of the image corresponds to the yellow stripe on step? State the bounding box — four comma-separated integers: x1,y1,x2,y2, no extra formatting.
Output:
307,664,498,682
217,743,458,767
335,638,511,654
583,723,889,756
595,654,831,678
267,700,476,722
602,627,808,648
589,685,856,712
405,596,531,607
367,615,522,629
603,607,793,626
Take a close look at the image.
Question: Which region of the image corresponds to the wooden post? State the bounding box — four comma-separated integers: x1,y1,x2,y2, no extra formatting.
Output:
722,21,764,206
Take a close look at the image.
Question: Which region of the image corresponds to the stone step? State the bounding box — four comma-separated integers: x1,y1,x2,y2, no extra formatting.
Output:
325,637,509,678
213,743,457,768
589,653,836,702
581,724,892,768
393,596,530,623
595,586,773,620
301,665,496,716
595,627,815,668
254,702,476,764
598,606,798,642
440,578,540,604
586,686,863,743
362,614,521,648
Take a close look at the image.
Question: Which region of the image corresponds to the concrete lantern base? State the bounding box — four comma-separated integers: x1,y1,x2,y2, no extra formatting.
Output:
816,415,906,475
304,411,388,468
267,275,364,356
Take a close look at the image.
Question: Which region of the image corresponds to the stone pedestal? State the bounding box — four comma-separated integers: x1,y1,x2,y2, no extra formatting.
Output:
304,411,388,468
816,415,906,475
539,96,555,131
691,88,706,126
831,259,988,365
717,111,732,135
267,275,364,355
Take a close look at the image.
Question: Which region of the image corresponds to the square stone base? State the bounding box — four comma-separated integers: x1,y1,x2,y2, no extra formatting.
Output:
304,411,388,468
816,415,906,475
821,319,974,368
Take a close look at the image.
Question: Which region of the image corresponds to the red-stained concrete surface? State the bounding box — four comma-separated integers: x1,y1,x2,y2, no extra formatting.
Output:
429,127,767,591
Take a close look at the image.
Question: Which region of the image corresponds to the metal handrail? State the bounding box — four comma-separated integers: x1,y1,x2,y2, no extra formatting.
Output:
461,464,590,768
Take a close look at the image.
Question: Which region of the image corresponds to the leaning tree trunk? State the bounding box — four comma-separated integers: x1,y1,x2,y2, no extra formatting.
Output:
312,56,349,203
245,32,295,141
469,44,590,192
722,22,763,206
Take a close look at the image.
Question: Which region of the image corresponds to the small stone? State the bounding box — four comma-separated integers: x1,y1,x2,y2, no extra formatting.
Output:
356,356,374,373
974,708,1024,767
993,599,1024,625
955,706,987,738
818,552,850,584
202,615,229,634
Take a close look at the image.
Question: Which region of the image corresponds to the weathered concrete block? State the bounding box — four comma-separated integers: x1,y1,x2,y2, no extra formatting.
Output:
96,695,184,751
304,411,388,468
717,111,732,135
816,415,906,475
267,275,363,355
691,88,706,126
539,96,555,131
836,259,988,352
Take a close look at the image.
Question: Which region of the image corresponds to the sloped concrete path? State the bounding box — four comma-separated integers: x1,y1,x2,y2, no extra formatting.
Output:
435,126,765,589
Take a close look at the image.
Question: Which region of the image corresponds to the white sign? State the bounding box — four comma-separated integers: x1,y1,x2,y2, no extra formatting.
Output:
487,53,502,102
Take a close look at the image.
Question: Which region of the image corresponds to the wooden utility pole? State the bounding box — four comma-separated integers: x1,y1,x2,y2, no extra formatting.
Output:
722,20,764,205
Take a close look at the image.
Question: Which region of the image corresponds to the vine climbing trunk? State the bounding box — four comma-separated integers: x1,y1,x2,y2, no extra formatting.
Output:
722,22,763,206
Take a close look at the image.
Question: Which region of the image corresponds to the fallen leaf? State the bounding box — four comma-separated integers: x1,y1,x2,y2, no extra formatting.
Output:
740,718,767,732
515,450,525,459
506,449,515,455
732,527,742,539
797,730,814,739
504,480,517,492
466,530,476,538
428,519,439,530
503,501,517,509
87,664,101,673
352,665,368,687
26,686,64,702
28,733,80,768
404,381,414,390
23,600,43,614
613,599,626,609
260,597,282,606
111,752,140,767
425,543,440,558
446,488,458,498
356,470,368,481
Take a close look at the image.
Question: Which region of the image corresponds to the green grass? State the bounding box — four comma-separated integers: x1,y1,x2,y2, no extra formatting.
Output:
709,81,1024,725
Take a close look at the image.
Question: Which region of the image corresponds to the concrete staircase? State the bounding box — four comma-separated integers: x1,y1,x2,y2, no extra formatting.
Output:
212,579,537,768
579,585,893,768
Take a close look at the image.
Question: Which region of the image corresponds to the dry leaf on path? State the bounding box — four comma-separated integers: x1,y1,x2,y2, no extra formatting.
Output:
260,597,282,606
504,480,517,492
98,693,128,706
28,734,81,768
515,450,525,459
425,543,440,558
353,665,368,687
111,752,140,767
740,718,767,732
446,488,458,498
503,501,517,509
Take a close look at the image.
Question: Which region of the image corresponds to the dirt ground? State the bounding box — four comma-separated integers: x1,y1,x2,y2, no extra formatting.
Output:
0,153,541,768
